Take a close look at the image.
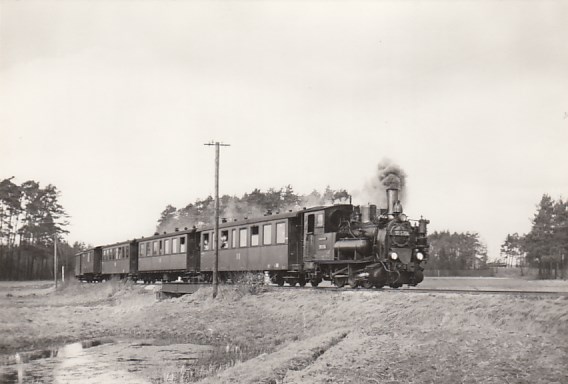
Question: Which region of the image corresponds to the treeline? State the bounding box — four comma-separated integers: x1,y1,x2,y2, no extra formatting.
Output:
501,194,568,279
156,185,350,233
157,187,491,273
0,177,78,280
426,231,488,271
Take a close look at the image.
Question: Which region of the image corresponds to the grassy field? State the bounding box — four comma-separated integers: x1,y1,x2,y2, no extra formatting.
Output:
1,278,567,383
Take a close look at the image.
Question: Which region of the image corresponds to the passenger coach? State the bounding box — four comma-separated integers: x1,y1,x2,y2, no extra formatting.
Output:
137,228,200,282
101,240,138,280
75,247,102,282
199,211,302,285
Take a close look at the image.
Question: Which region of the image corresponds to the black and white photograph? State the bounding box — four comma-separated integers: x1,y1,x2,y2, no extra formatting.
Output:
1,1,567,383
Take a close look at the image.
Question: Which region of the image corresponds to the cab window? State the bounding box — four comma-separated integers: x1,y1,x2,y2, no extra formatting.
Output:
307,214,315,234
316,213,324,228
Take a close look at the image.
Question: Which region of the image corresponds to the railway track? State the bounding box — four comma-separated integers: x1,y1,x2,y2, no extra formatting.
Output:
158,281,568,298
335,286,568,297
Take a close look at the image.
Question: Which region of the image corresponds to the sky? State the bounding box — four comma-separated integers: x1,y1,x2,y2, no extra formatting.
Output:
1,1,567,260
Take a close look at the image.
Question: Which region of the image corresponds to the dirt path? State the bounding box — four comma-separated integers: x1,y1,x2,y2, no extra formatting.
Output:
1,280,567,383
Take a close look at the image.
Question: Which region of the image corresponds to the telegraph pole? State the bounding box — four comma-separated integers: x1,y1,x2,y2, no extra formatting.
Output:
54,233,58,289
204,141,230,299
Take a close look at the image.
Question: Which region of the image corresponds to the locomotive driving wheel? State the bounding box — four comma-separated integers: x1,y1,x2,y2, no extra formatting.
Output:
334,277,347,288
348,275,359,288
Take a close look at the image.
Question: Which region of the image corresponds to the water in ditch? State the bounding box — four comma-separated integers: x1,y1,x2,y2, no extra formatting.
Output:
0,338,214,383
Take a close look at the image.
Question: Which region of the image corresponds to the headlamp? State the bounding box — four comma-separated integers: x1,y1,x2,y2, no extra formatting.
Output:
416,252,424,261
390,252,398,260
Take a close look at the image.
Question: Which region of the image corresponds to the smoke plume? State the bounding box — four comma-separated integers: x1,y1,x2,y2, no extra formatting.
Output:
355,159,407,207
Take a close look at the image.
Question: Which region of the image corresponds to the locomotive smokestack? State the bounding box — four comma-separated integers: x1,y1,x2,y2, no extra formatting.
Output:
387,188,399,215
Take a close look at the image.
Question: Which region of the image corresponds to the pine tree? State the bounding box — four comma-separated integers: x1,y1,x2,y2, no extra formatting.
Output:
551,199,568,278
524,194,555,277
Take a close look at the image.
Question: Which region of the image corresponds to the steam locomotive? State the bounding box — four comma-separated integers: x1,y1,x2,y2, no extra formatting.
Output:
75,188,429,288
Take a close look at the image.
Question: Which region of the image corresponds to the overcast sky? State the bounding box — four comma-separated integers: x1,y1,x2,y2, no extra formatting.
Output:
1,1,567,260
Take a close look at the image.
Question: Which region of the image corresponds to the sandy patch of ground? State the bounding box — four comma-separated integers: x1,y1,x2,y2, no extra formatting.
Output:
1,279,567,383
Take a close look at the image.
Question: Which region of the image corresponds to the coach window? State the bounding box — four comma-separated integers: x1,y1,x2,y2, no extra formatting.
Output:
239,228,247,247
316,213,324,228
251,226,259,246
263,224,272,245
172,238,179,253
125,247,130,259
232,229,237,248
180,236,186,252
276,222,286,244
203,233,210,251
165,239,171,254
118,247,123,259
146,242,152,257
221,230,229,249
153,241,159,256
